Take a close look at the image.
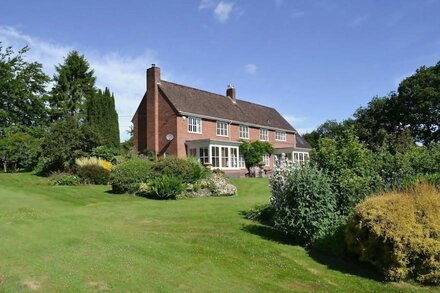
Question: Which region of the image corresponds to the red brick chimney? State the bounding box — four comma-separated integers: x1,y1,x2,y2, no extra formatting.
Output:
226,84,236,103
146,64,160,156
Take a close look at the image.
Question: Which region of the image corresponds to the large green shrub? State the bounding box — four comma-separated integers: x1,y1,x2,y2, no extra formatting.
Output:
311,130,380,215
152,156,208,184
91,146,120,162
110,158,152,193
346,184,440,284
147,175,184,200
270,159,337,245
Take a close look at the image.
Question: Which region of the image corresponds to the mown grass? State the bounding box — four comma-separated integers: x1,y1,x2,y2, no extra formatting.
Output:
0,173,435,292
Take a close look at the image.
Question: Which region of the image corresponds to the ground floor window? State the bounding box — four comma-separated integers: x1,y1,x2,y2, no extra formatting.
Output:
293,151,309,164
212,146,220,167
262,153,270,166
239,155,245,168
186,143,244,170
200,147,209,165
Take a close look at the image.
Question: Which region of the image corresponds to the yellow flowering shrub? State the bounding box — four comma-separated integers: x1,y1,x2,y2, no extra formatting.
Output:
75,157,112,185
346,184,440,284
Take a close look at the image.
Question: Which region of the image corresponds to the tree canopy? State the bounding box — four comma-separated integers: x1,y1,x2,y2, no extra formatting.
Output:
0,44,50,129
49,51,96,122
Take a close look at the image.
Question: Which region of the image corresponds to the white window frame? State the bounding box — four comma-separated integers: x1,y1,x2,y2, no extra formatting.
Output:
188,117,202,134
239,125,249,139
239,154,246,168
262,153,270,166
260,128,268,141
216,121,229,137
275,131,286,141
293,151,309,164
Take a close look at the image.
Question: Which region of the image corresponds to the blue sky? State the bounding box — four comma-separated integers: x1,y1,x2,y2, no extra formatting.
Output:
2,0,440,140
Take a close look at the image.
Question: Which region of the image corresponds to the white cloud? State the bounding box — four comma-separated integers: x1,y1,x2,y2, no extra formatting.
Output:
244,63,257,75
214,2,234,22
198,0,215,10
350,15,368,27
291,9,305,18
0,26,163,141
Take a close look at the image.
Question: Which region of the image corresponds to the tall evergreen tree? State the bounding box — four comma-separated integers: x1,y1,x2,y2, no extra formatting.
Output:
49,51,96,121
86,87,120,148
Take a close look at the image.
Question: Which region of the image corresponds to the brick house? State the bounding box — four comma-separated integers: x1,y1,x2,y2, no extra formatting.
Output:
132,65,311,176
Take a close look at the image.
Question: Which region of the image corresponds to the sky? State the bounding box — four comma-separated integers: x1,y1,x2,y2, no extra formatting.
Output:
1,0,440,141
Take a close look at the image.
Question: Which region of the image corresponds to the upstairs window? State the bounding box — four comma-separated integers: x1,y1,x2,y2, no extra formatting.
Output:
216,121,229,137
260,128,268,141
188,117,202,133
239,125,249,139
275,131,286,141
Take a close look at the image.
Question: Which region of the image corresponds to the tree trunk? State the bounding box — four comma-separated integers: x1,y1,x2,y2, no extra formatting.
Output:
3,161,7,173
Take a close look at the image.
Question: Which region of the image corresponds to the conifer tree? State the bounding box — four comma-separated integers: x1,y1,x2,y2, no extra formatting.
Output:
86,87,120,148
49,51,96,121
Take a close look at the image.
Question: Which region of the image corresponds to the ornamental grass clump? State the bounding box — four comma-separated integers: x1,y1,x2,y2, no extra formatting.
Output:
346,184,440,284
270,155,337,246
75,156,112,185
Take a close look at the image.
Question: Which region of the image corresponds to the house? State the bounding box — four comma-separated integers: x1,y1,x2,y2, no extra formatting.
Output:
132,65,311,176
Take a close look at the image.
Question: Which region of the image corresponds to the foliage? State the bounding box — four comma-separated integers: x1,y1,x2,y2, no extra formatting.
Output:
49,50,96,122
239,140,274,171
90,146,120,162
346,184,440,284
110,158,152,193
0,129,41,172
303,119,355,149
270,157,337,245
152,156,208,184
75,157,112,185
311,130,380,215
37,119,102,173
120,136,135,155
396,61,440,145
0,44,50,128
48,172,81,186
145,175,184,200
242,204,275,226
86,87,120,148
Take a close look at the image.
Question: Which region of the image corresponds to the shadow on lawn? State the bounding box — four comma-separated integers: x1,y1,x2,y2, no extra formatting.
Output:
240,212,383,282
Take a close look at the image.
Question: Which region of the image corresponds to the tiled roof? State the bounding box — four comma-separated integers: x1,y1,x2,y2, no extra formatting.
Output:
158,80,296,132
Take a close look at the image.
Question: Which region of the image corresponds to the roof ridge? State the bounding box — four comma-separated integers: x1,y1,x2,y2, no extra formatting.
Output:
160,80,278,111
160,80,228,100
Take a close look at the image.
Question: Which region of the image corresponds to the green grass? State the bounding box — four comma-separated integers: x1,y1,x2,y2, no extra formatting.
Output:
0,173,435,292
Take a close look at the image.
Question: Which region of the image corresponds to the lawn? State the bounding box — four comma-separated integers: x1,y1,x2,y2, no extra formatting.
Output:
0,173,434,292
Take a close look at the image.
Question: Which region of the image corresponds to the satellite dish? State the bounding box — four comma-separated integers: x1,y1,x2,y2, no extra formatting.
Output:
166,134,174,141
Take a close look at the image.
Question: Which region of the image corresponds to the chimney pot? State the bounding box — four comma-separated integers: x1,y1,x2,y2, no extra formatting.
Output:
226,84,236,103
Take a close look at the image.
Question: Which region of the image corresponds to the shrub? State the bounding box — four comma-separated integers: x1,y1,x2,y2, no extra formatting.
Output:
311,130,380,215
110,158,152,193
346,184,440,284
91,146,120,162
75,157,111,185
270,157,337,245
147,175,184,200
49,172,80,186
152,156,208,184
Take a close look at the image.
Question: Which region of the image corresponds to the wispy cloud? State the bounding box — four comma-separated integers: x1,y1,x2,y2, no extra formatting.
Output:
283,115,306,124
283,114,315,134
291,9,305,18
350,15,368,27
214,1,235,22
244,63,257,75
198,0,215,10
0,25,164,141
